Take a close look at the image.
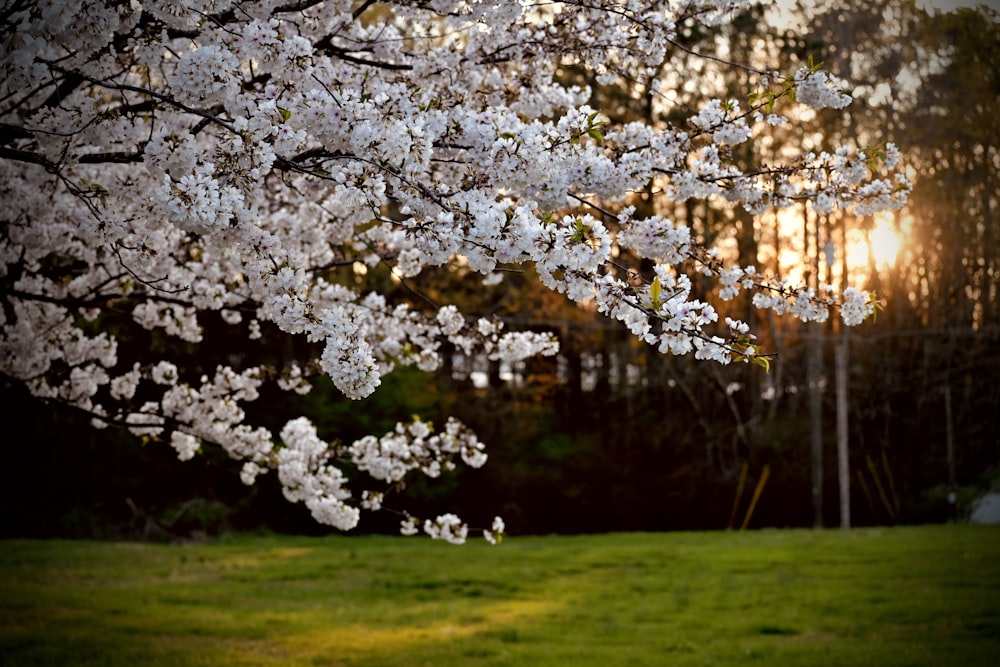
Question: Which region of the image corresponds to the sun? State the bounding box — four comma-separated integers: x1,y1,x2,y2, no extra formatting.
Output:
869,218,904,268
846,214,904,272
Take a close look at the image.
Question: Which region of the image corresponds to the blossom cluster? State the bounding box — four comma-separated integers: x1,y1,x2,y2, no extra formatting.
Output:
349,418,488,483
0,0,909,540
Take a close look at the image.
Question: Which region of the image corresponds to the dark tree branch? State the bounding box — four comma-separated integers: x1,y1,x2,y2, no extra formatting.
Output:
352,0,378,19
273,0,328,13
78,150,145,164
40,61,239,135
40,71,85,109
314,36,414,71
0,146,58,172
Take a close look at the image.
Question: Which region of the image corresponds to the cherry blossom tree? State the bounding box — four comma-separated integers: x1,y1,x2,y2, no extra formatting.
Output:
0,0,910,542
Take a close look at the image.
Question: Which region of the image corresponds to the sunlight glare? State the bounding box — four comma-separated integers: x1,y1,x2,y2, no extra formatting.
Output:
870,220,903,268
846,215,904,272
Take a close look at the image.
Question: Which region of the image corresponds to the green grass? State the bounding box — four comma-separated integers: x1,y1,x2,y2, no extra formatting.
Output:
2,526,999,666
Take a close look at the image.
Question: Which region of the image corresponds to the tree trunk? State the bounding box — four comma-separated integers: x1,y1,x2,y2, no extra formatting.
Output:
835,336,850,529
808,323,824,529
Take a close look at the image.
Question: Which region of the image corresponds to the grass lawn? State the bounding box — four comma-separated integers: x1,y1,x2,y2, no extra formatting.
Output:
1,526,998,666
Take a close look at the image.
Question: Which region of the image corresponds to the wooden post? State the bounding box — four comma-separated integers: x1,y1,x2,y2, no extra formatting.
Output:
856,470,879,526
729,461,749,530
741,465,771,531
866,455,896,521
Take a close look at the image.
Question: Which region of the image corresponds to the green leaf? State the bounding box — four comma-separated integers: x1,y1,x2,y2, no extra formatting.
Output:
80,177,106,193
650,276,662,305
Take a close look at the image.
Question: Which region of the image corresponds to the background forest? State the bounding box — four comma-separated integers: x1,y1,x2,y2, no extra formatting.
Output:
3,0,997,539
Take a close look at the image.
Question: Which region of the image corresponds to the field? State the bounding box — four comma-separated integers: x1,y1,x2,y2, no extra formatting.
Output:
2,526,999,666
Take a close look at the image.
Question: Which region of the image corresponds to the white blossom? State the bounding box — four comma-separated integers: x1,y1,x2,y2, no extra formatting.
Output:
424,513,469,545
170,431,201,461
794,67,853,109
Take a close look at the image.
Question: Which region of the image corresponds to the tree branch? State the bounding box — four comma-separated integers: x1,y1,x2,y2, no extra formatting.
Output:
0,146,58,172
78,151,145,164
314,37,413,71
